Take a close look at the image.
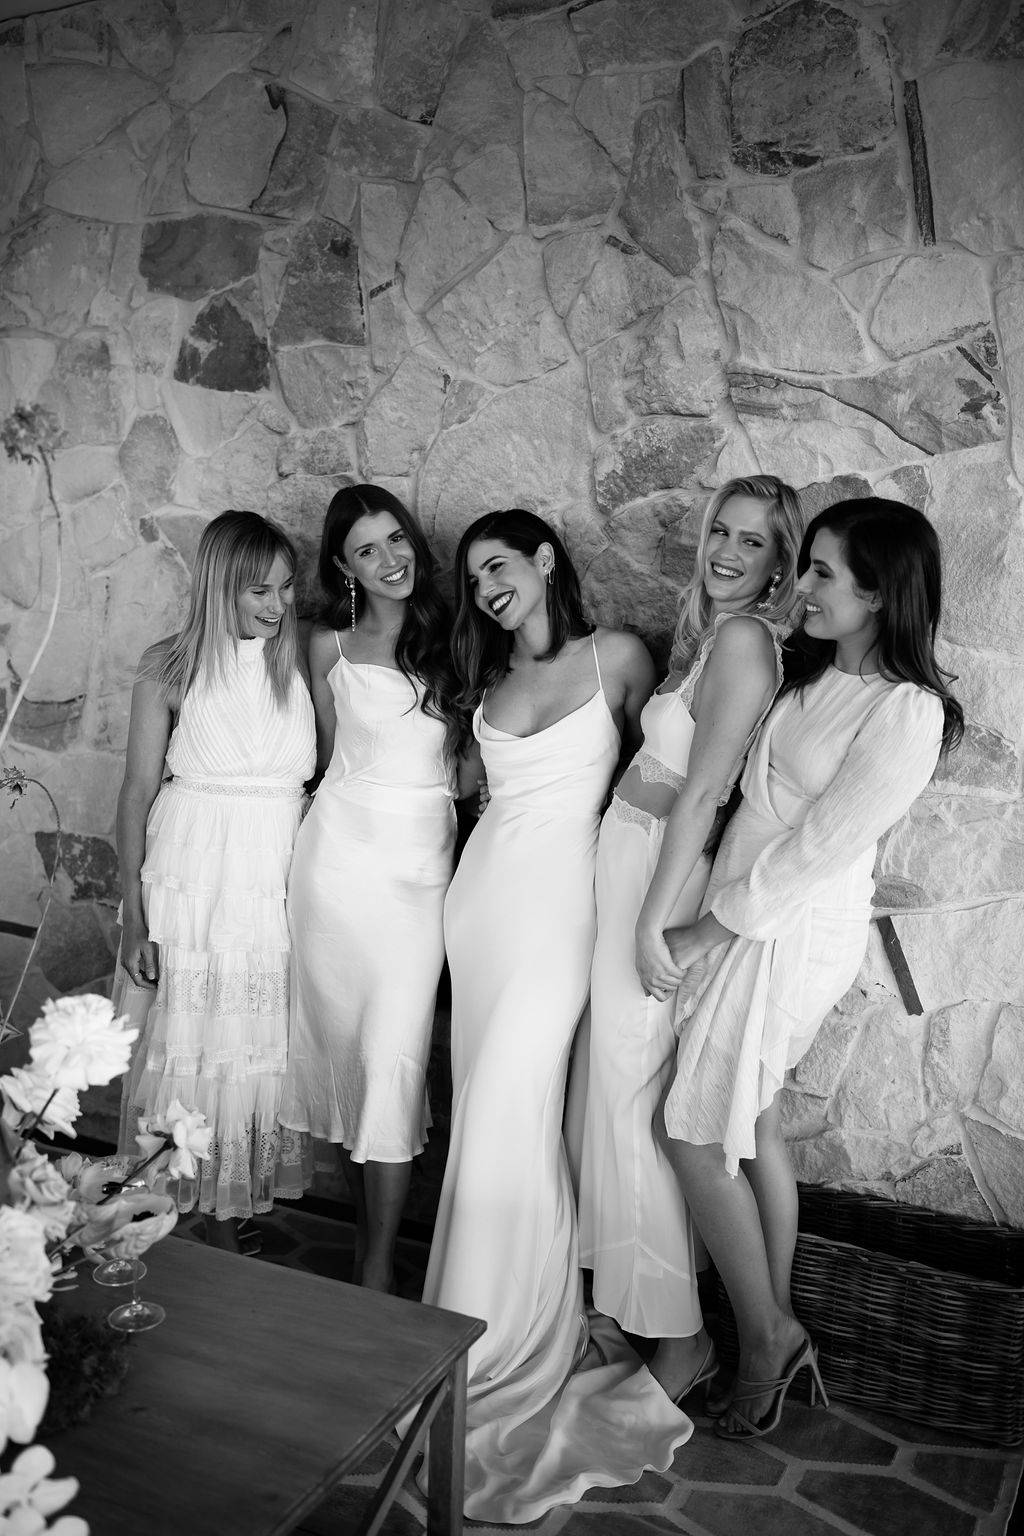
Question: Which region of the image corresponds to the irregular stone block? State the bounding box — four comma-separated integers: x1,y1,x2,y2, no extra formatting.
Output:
923,999,998,1116
831,335,1004,455
995,261,1024,480
168,31,263,104
332,105,429,181
962,1118,1024,1226
871,252,992,357
565,237,681,353
105,0,179,77
139,214,262,300
714,224,870,372
185,73,284,209
36,831,118,901
595,418,718,515
145,114,191,217
420,371,592,549
542,229,604,316
277,429,356,479
7,596,94,700
582,544,686,658
432,20,520,154
0,125,39,237
0,519,43,607
322,168,359,228
731,0,894,173
289,0,376,103
894,898,1024,1011
0,27,28,132
615,288,724,421
365,282,432,372
794,146,911,270
51,446,119,507
452,144,524,231
146,507,205,574
44,136,147,224
160,379,256,458
504,12,581,84
977,1004,1024,1131
12,694,86,757
893,1156,993,1223
126,99,171,160
28,61,159,166
118,413,179,515
360,352,448,476
428,233,570,385
883,794,1024,917
524,91,620,226
920,61,1024,253
272,217,364,346
274,344,371,428
792,1001,865,1097
724,184,799,246
398,179,498,312
255,90,335,218
576,74,642,174
377,0,462,124
358,183,417,290
175,295,270,393
1,212,114,334
35,6,111,64
622,102,698,277
683,46,730,178
265,474,337,611
933,723,1021,796
926,445,1024,656
177,419,280,518
68,487,137,572
570,0,733,69
126,295,179,376
586,333,633,435
32,900,116,994
38,334,128,448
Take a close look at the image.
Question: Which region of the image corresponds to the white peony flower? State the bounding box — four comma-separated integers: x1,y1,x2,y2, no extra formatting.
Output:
96,1191,177,1261
0,1069,80,1140
27,996,138,1091
7,1147,75,1242
0,1444,85,1533
0,1357,49,1453
0,1302,45,1370
0,1209,53,1306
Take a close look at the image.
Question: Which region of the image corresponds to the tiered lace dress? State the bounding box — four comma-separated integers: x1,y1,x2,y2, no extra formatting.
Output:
117,637,315,1218
277,637,456,1168
579,613,783,1339
425,637,692,1525
667,669,944,1173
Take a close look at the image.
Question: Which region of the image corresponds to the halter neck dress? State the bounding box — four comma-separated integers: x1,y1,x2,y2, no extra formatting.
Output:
424,635,692,1524
578,613,783,1339
277,634,455,1172
117,636,315,1219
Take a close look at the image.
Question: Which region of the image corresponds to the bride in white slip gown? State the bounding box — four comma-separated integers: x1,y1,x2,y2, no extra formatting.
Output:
277,486,468,1293
115,512,315,1250
578,476,805,1403
423,509,690,1524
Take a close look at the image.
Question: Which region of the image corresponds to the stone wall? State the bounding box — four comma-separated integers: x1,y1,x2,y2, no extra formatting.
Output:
1,0,1022,1221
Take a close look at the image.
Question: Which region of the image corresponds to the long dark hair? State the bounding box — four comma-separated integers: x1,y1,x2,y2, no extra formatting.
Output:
318,484,467,757
781,498,964,752
451,509,593,707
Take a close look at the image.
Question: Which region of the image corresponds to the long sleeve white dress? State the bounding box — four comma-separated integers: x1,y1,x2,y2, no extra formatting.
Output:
666,668,944,1173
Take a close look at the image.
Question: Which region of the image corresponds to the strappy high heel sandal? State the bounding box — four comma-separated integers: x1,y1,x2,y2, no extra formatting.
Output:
714,1336,828,1440
671,1340,719,1407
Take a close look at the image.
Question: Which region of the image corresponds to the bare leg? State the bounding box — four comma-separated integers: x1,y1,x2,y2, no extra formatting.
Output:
359,1158,412,1293
742,1098,798,1315
655,1090,803,1430
648,1327,716,1402
338,1146,368,1283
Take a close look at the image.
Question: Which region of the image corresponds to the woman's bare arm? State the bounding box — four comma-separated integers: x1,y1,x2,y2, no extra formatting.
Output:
115,643,175,987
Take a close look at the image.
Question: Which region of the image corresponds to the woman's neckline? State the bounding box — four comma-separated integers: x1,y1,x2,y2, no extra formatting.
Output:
480,687,606,741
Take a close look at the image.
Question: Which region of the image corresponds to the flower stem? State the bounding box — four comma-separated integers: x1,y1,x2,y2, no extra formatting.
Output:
0,449,63,760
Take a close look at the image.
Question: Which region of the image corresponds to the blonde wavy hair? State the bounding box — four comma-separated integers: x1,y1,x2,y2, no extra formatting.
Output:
155,510,300,707
669,476,805,668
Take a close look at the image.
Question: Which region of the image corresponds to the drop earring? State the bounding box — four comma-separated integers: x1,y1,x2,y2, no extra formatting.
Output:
757,568,782,611
347,573,357,631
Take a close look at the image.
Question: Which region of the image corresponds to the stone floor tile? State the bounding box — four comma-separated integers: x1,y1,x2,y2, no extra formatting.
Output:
911,1451,1007,1511
298,1482,422,1536
579,1469,672,1503
755,1402,898,1463
682,1490,842,1536
559,1511,683,1535
796,1469,977,1536
671,1421,785,1486
843,1406,995,1448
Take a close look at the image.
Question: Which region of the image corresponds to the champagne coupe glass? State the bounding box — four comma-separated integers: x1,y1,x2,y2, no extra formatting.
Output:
108,1269,165,1332
93,1255,147,1288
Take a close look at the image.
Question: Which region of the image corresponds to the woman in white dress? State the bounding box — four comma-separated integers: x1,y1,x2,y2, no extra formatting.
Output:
423,509,695,1524
116,511,316,1252
658,498,963,1439
579,475,805,1404
278,486,468,1294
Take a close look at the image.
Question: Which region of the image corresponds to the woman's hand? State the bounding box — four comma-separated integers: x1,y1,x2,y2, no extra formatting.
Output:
663,912,733,971
635,921,687,1002
120,918,159,988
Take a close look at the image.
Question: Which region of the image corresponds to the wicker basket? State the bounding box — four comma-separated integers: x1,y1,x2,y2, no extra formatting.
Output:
714,1187,1024,1446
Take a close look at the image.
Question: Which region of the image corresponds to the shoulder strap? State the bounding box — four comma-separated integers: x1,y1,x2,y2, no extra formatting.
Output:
334,630,344,659
591,631,604,696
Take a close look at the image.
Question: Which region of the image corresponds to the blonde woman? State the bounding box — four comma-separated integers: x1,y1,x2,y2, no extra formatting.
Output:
115,511,315,1252
578,476,804,1403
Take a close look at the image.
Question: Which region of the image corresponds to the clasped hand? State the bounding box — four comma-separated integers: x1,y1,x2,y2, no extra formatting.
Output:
635,912,732,1002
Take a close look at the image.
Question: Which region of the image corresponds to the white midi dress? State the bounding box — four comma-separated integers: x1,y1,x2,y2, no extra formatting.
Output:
580,613,783,1338
667,668,944,1174
425,638,692,1525
278,639,456,1165
117,637,316,1219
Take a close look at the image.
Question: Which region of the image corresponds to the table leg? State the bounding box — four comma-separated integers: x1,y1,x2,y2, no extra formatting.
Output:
426,1351,468,1536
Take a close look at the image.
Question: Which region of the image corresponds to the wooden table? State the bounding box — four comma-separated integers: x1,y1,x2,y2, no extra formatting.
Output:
42,1235,485,1536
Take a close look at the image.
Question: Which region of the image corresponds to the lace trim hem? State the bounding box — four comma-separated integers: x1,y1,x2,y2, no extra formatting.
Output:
610,795,662,834
635,747,684,792
171,778,305,800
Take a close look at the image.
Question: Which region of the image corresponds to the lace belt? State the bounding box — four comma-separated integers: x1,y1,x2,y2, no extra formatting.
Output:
170,778,304,800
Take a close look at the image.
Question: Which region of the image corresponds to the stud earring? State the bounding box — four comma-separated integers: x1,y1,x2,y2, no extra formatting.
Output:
347,573,357,631
757,568,782,611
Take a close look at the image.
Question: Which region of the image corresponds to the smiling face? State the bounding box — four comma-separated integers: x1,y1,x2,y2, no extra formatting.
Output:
702,493,779,614
236,552,295,638
338,510,416,604
797,527,882,659
466,536,552,630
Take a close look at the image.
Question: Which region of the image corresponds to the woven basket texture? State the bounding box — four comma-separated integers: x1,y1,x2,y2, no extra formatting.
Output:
714,1187,1024,1446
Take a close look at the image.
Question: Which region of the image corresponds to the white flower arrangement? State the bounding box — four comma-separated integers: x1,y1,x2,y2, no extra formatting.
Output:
0,995,212,1534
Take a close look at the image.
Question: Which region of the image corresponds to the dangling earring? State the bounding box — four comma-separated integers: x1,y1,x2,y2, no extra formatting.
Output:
757,568,782,611
347,573,357,631
545,564,554,586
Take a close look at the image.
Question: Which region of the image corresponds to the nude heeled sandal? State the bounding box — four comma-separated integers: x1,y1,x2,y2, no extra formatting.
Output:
714,1336,829,1440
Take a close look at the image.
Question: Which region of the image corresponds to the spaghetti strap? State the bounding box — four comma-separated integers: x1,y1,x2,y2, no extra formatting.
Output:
591,631,605,699
335,630,344,660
